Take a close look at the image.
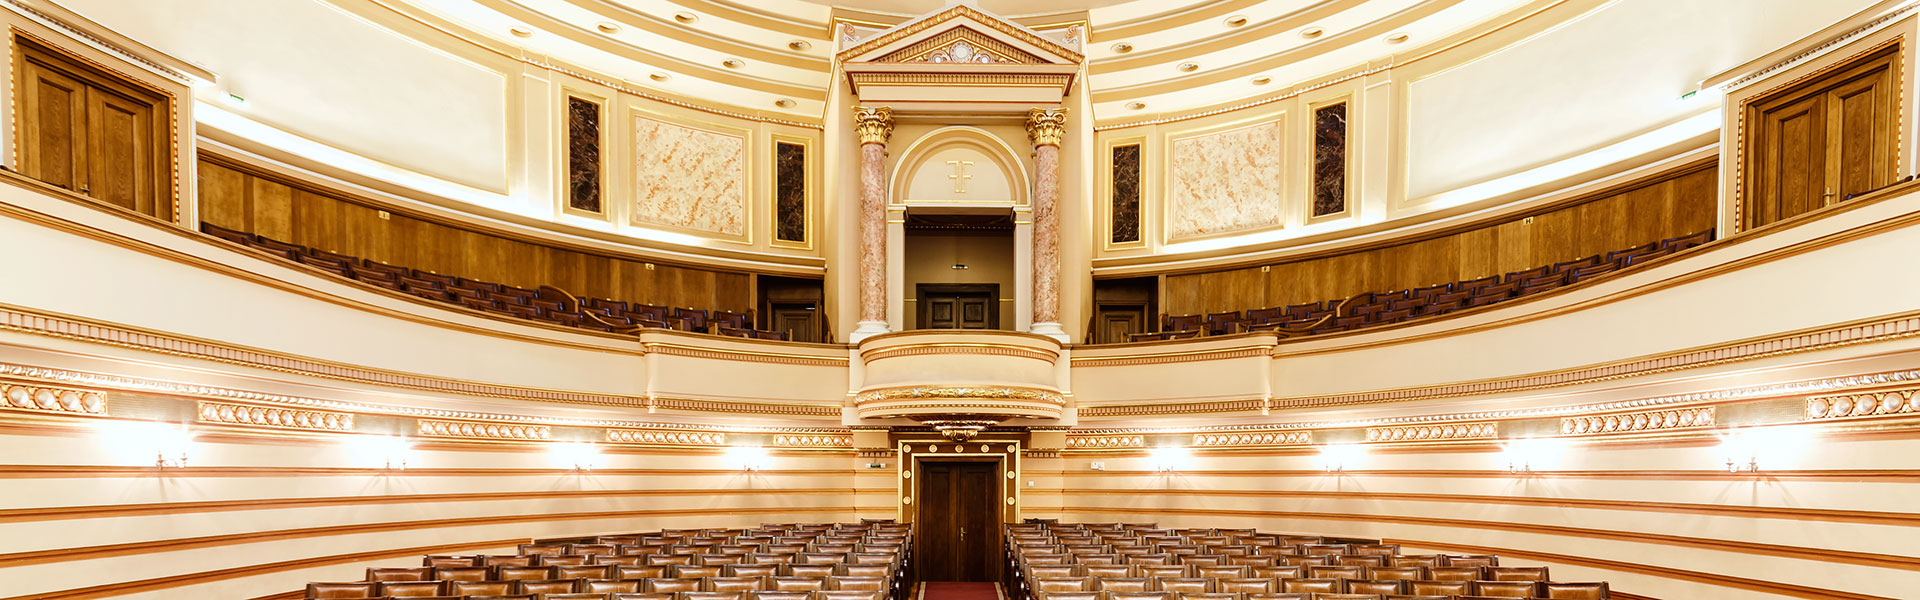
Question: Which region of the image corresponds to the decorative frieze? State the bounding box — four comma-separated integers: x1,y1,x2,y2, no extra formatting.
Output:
1366,422,1498,442
770,434,852,448
607,428,726,446
1079,399,1266,417
1192,431,1313,447
418,420,550,440
1806,389,1919,420
1562,407,1714,435
0,383,106,416
198,401,352,431
1065,434,1144,449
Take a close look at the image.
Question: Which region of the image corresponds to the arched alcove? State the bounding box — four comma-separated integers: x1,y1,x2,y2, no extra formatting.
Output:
884,127,1034,331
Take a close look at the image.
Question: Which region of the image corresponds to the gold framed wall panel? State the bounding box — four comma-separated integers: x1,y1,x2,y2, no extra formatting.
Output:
1160,110,1289,244
626,104,755,245
768,132,815,251
1099,134,1149,252
1303,90,1357,226
559,84,613,223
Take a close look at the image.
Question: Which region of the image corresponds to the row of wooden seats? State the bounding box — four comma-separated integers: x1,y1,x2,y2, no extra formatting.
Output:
308,524,908,600
1007,523,1607,600
201,223,789,340
1037,592,1600,600
1129,229,1713,342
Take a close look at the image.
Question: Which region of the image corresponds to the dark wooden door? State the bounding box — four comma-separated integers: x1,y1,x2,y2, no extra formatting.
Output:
917,460,999,581
1746,44,1899,229
1096,304,1148,343
917,284,997,330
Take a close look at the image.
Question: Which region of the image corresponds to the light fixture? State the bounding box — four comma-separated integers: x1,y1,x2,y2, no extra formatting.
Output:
509,26,534,38
774,99,796,108
649,72,671,82
1126,101,1146,110
597,22,621,34
727,445,768,471
1319,443,1362,472
1300,27,1324,40
1718,426,1812,473
1148,447,1190,473
673,11,698,24
788,40,811,51
551,441,600,471
950,263,969,270
1111,42,1134,54
722,58,745,69
1224,15,1248,27
102,421,193,468
1177,62,1199,73
1251,76,1272,86
1501,437,1565,473
350,435,412,470
220,92,249,108
1385,32,1410,44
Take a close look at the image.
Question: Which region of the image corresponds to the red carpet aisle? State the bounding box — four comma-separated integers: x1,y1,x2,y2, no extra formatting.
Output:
920,581,1002,600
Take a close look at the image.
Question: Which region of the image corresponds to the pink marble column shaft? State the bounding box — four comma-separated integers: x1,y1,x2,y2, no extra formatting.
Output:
1031,142,1061,326
858,141,888,324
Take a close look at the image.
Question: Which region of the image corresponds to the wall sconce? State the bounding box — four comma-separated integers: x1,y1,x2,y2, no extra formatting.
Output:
1717,427,1810,473
551,442,600,471
1501,437,1566,474
102,421,193,468
349,435,412,470
1148,447,1190,473
727,445,768,472
1319,443,1362,472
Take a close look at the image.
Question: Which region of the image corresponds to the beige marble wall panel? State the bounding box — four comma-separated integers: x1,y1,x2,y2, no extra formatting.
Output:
1167,120,1285,240
630,116,747,237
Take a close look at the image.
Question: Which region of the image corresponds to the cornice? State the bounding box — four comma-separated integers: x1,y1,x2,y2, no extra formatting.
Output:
837,5,1084,64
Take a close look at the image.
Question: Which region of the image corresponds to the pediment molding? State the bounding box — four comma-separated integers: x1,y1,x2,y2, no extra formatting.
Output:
838,5,1083,66
838,6,1082,109
876,26,1048,65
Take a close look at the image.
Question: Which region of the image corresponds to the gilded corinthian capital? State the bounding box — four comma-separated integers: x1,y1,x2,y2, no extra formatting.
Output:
853,105,894,145
1026,108,1068,147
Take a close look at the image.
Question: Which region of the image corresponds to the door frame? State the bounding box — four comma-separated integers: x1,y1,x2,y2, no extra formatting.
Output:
915,283,1000,330
910,454,1005,581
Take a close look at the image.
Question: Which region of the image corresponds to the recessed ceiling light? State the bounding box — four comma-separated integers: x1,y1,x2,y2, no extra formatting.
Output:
509,26,533,38
1177,62,1199,72
1224,15,1248,27
596,22,620,34
788,40,811,51
649,72,671,82
775,99,796,108
1111,42,1134,54
673,11,698,24
1300,27,1324,40
1251,76,1271,85
1126,101,1146,110
722,58,744,69
1386,32,1410,44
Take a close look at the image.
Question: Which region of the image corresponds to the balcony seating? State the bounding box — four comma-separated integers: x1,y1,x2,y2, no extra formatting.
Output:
1113,229,1711,343
1007,523,1610,600
300,523,908,600
201,223,795,341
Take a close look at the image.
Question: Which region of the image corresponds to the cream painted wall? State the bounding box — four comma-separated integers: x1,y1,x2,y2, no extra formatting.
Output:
57,0,513,192
903,230,1018,330
1406,0,1876,199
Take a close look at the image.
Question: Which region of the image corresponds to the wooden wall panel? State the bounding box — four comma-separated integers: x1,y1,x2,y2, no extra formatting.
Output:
1161,164,1717,317
196,157,756,312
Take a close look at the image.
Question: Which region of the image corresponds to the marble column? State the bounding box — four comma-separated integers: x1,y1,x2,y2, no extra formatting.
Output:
1026,108,1069,343
850,106,895,343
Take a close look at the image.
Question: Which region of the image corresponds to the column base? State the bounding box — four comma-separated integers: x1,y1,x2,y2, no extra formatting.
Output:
1029,322,1071,344
849,321,893,344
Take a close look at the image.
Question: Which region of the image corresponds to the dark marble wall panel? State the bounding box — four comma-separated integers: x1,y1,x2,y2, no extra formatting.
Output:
1313,102,1348,218
1111,144,1141,243
775,142,806,243
566,97,602,214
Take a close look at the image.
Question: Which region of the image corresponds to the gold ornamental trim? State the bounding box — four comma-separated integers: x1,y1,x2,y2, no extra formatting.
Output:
642,342,848,366
880,28,1045,64
1026,108,1068,147
854,106,894,145
1079,399,1266,417
197,401,352,432
1367,422,1498,442
1072,346,1273,367
1064,434,1143,449
1562,407,1714,436
860,343,1058,363
0,382,107,416
854,385,1065,406
849,72,1074,88
1193,430,1313,447
652,397,840,416
1807,388,1920,421
772,434,855,448
836,5,1085,64
418,420,550,441
606,429,726,446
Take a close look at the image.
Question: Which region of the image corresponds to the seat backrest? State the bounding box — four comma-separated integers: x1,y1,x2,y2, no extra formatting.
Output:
1487,566,1548,581
378,581,449,597
707,577,766,592
1155,578,1212,594
307,582,379,599
1471,580,1538,598
585,580,644,593
1215,578,1274,594
826,576,886,591
367,567,434,582
1345,579,1406,595
519,579,584,594
1538,581,1610,599
1280,578,1341,594
1428,566,1483,581
649,579,703,593
1406,580,1470,596
449,581,515,595
559,565,616,580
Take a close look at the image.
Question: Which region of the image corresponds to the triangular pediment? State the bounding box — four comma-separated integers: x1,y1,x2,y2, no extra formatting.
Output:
838,6,1084,66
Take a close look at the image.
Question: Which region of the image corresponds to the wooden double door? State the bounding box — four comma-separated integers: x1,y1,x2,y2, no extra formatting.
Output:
14,36,170,220
1745,43,1901,230
917,284,997,330
915,460,1000,581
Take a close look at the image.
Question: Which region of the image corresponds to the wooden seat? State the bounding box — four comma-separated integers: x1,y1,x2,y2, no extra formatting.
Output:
306,582,378,599
1538,581,1610,599
1469,580,1537,598
449,581,515,595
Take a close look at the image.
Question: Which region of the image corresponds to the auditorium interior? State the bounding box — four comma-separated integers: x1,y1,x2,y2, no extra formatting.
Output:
0,0,1917,599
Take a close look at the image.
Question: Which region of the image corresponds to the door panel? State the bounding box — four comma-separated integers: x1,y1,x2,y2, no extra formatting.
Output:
18,60,88,191
89,88,154,213
1743,44,1900,230
917,284,998,330
917,461,998,581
